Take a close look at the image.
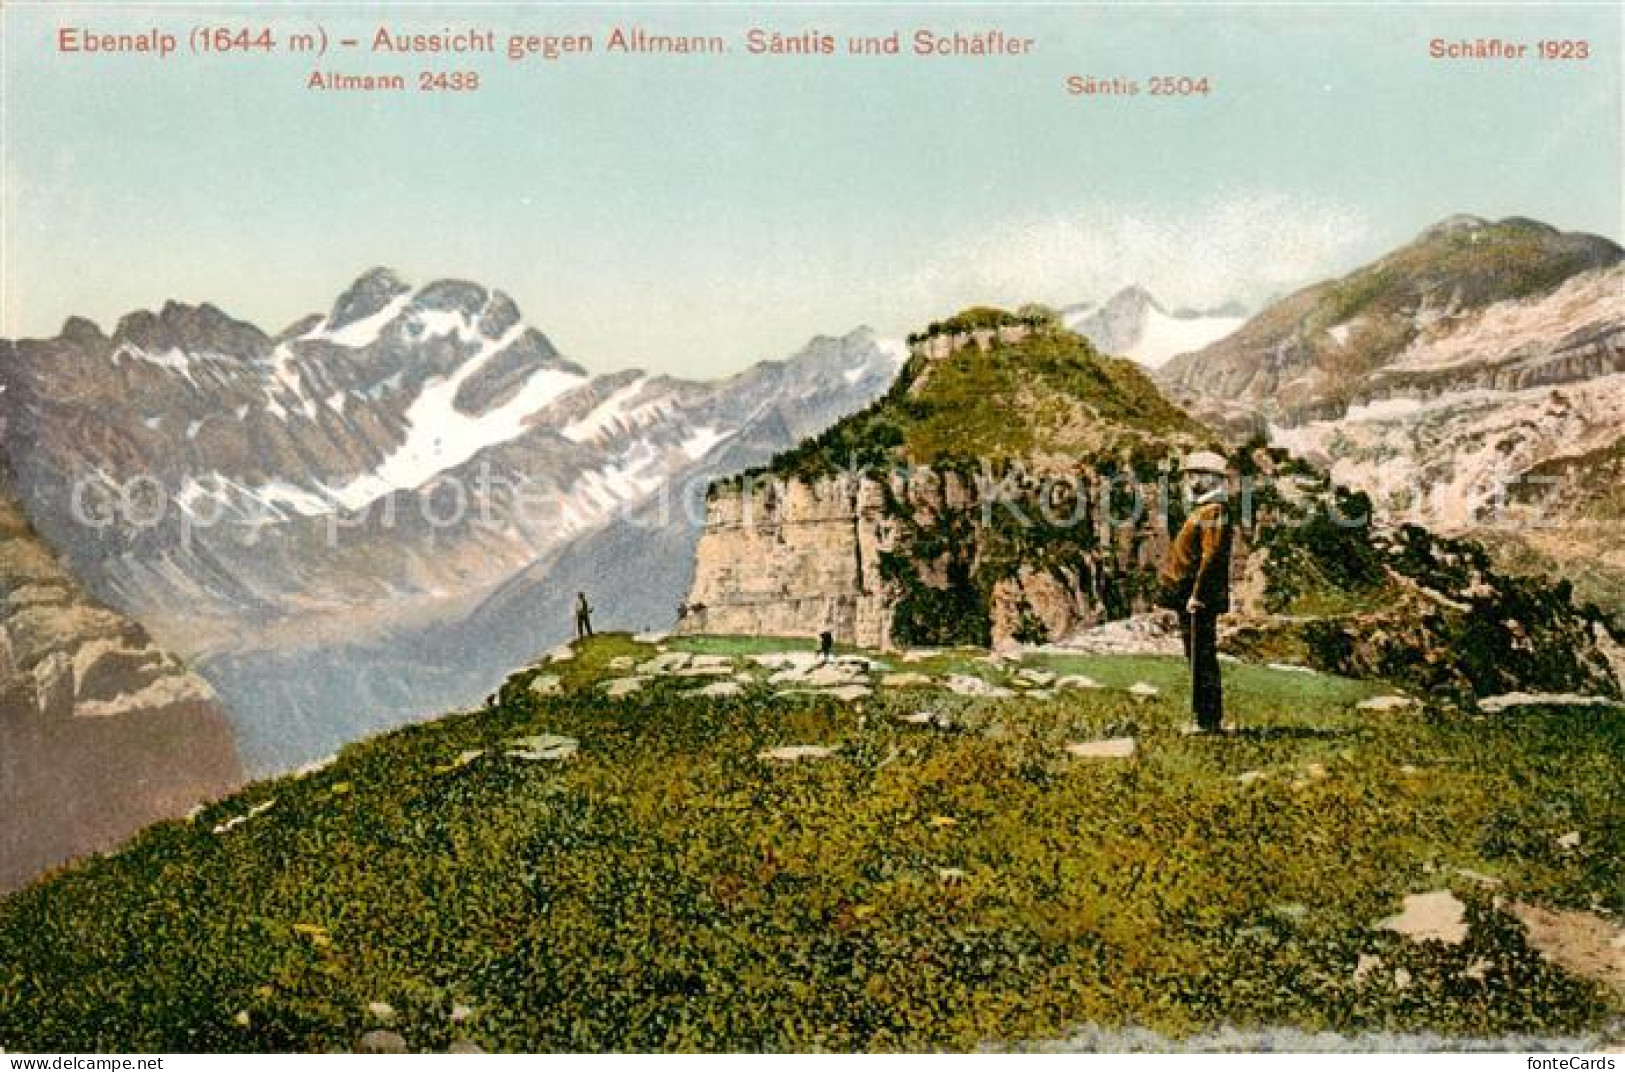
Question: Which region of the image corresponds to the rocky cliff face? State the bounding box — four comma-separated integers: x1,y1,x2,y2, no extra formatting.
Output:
0,475,240,891
679,465,1195,650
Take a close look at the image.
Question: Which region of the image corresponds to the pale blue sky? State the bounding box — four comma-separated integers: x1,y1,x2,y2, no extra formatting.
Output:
2,2,1619,375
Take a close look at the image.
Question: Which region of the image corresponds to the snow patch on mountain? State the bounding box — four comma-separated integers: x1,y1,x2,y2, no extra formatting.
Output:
1133,306,1247,368
305,291,413,348
327,324,586,510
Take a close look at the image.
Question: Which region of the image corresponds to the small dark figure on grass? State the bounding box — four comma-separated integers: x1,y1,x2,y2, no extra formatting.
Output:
575,591,594,639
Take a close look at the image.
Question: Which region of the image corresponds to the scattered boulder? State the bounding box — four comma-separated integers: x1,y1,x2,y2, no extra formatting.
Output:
881,672,934,689
1267,663,1317,675
450,1004,475,1023
507,734,579,762
693,681,744,698
1127,682,1160,700
1357,695,1417,713
356,1030,409,1054
601,676,650,698
212,800,275,835
1509,901,1625,993
633,631,670,644
1352,953,1383,985
1064,737,1137,759
759,744,840,762
1048,613,1182,656
1556,831,1582,850
529,674,563,697
1055,674,1101,690
897,710,952,729
1376,890,1469,946
367,1001,397,1025
606,656,637,671
945,675,1015,698
1016,668,1058,687
1237,770,1267,786
448,1041,486,1055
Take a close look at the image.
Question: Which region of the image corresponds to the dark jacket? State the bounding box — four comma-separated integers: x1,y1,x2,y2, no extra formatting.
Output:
1157,499,1233,614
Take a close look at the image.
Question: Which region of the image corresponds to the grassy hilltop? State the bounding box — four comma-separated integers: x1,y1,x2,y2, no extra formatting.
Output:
0,633,1620,1052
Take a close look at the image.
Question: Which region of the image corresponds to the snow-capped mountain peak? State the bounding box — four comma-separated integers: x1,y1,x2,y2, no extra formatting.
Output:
1063,286,1246,368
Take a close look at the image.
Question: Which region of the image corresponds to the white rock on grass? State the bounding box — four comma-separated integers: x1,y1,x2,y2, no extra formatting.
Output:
529,674,563,696
1016,668,1058,687
1056,674,1102,690
213,799,275,835
601,676,650,698
759,744,840,762
945,675,1015,698
1357,695,1417,712
1064,737,1137,759
368,1002,397,1024
1267,663,1318,675
606,656,637,671
356,1031,409,1055
881,672,934,689
897,710,952,728
633,631,670,644
693,681,744,698
507,734,579,761
673,665,735,678
1556,831,1582,850
1237,770,1267,786
1127,682,1160,700
1376,890,1469,946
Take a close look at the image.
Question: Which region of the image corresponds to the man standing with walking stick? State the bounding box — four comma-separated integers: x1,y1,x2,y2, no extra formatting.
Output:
1157,451,1234,735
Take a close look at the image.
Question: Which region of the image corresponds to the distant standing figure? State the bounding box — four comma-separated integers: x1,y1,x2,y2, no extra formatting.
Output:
818,601,836,662
575,591,594,639
1156,451,1234,734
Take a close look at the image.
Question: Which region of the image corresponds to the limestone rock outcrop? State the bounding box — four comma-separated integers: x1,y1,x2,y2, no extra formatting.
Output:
0,477,241,891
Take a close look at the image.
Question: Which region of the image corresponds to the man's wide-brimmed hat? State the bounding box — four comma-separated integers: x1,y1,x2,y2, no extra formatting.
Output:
1181,450,1229,475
